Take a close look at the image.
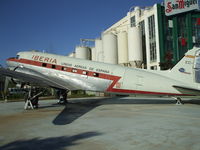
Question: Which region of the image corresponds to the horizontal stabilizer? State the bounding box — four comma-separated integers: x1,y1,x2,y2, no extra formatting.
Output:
173,85,200,96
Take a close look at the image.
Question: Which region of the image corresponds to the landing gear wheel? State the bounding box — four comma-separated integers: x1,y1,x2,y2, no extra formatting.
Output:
175,97,184,105
57,90,69,105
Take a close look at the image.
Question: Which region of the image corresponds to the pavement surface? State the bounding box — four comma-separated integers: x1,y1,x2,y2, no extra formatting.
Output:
0,97,200,150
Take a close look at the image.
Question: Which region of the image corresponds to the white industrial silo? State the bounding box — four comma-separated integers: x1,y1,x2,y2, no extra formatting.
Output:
75,46,91,60
134,6,140,24
91,47,96,61
128,27,143,68
95,39,104,62
67,52,75,58
102,33,118,64
117,31,128,65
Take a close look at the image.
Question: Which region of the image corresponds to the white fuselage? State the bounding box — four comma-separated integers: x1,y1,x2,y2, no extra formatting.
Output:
6,48,200,97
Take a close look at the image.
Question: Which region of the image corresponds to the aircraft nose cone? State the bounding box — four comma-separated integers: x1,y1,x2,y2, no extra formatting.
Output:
6,58,19,69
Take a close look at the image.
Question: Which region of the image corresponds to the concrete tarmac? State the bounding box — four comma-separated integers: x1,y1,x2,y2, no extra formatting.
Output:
0,97,200,150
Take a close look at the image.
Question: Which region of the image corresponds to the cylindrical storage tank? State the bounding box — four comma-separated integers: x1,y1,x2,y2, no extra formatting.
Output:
75,46,91,60
68,52,75,58
102,33,118,64
134,6,140,11
117,31,128,64
91,47,96,61
128,27,143,64
134,6,140,25
95,39,104,62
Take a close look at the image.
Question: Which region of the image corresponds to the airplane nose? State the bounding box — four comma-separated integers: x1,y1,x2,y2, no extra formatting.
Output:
6,58,19,69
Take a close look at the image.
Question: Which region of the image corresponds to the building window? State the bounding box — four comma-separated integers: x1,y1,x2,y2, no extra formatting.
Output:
42,63,47,67
139,21,147,68
192,17,200,47
177,16,188,56
166,19,173,52
131,16,136,27
148,15,157,62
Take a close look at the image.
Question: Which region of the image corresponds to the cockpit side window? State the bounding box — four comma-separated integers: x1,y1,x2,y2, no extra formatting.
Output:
16,55,20,59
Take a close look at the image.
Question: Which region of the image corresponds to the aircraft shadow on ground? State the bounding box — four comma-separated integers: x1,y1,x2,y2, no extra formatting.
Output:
0,131,102,150
98,97,175,105
98,97,200,105
52,97,200,125
52,99,100,125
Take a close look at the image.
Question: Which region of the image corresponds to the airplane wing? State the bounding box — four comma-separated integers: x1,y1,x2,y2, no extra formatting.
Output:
173,85,200,96
0,67,67,90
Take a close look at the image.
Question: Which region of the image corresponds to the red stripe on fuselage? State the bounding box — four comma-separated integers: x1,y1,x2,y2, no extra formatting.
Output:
7,58,191,96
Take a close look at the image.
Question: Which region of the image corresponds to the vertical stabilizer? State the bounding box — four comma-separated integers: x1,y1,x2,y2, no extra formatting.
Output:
170,47,200,84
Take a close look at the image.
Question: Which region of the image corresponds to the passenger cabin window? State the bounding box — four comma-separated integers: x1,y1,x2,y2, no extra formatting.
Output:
52,65,56,69
93,73,99,77
82,71,88,75
62,67,67,71
42,63,47,67
72,69,77,73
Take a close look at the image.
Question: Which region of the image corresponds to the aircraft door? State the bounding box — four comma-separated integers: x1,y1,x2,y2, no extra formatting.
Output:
194,49,200,83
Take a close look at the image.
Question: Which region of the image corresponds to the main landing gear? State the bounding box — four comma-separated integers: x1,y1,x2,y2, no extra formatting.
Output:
24,87,44,110
173,97,184,105
57,89,69,105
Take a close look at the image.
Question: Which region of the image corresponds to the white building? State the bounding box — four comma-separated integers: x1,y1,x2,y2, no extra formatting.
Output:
102,4,160,70
72,5,160,69
73,1,200,70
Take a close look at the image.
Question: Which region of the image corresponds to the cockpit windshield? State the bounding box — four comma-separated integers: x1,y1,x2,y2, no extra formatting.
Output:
16,55,19,59
7,55,20,60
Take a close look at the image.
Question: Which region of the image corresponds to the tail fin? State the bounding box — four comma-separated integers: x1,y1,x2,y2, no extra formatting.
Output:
170,47,200,84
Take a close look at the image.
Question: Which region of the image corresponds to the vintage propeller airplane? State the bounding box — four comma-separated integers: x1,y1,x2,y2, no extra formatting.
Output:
1,47,200,108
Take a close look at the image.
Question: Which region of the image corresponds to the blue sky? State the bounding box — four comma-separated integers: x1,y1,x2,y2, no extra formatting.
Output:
0,0,163,66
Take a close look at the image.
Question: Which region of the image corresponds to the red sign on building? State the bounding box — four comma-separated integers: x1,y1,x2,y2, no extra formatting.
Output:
165,0,199,16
